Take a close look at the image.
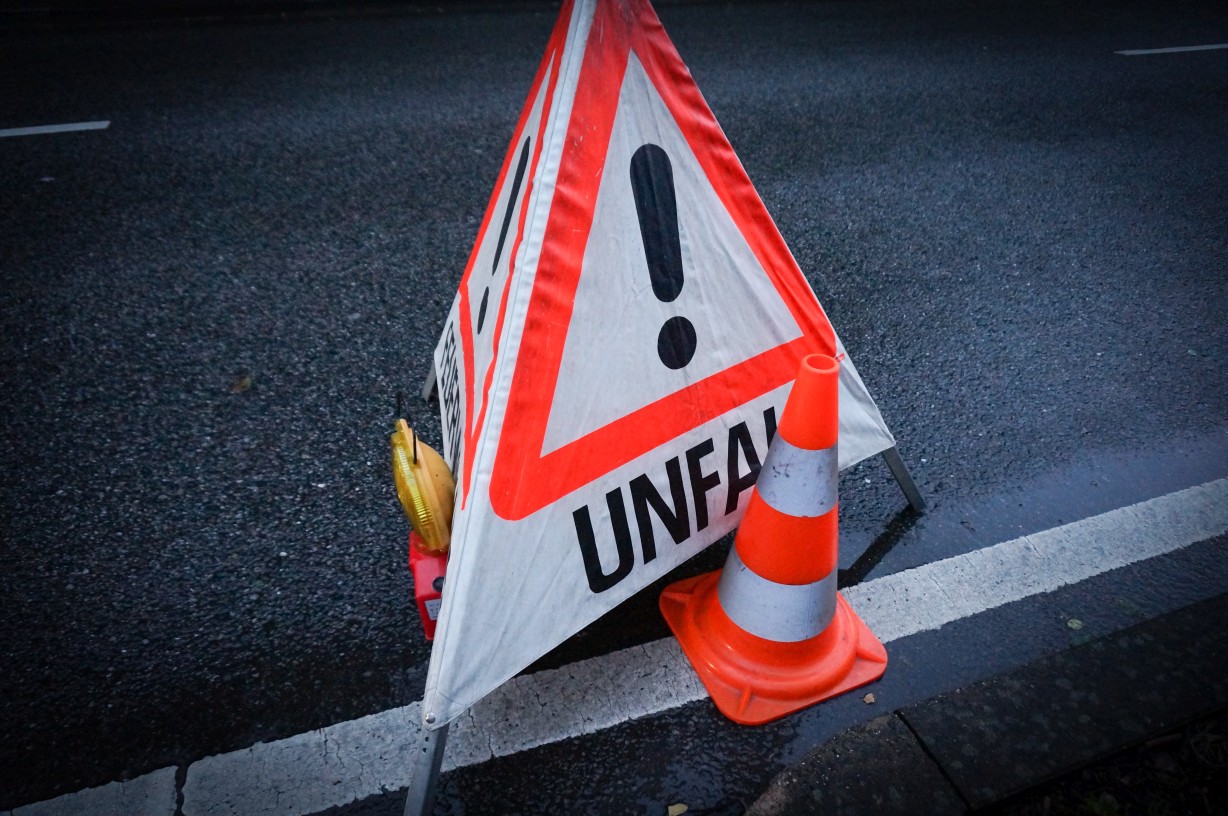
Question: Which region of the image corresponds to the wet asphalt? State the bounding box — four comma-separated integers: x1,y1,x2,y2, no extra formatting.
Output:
2,0,1227,809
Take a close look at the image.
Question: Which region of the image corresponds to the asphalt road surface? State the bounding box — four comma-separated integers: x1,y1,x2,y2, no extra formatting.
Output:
2,0,1226,811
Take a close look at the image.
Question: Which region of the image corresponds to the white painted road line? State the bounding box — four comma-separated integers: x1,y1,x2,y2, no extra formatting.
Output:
178,638,708,816
10,478,1227,816
845,478,1228,642
1116,43,1228,56
178,477,1228,816
0,120,110,138
8,766,177,816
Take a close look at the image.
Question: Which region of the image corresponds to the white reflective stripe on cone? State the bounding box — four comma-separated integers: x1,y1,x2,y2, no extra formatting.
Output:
756,439,838,518
716,548,838,642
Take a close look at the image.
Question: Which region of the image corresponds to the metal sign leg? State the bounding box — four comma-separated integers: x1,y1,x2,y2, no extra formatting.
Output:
403,719,449,816
881,446,926,513
421,362,438,402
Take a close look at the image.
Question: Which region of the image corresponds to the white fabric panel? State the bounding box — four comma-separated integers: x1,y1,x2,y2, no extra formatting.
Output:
422,0,898,729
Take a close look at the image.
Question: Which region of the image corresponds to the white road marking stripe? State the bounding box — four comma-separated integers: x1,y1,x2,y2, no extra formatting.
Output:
0,121,111,138
11,479,1226,816
1116,43,1228,55
8,766,177,816
846,479,1228,642
181,706,422,816
179,477,1227,816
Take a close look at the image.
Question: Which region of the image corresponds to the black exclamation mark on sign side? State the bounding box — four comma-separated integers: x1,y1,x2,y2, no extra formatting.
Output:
477,137,532,334
630,144,696,370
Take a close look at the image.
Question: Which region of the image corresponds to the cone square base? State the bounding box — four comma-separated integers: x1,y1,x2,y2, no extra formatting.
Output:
660,570,887,725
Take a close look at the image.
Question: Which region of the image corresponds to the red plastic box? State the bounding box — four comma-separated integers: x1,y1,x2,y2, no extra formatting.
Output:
408,532,448,640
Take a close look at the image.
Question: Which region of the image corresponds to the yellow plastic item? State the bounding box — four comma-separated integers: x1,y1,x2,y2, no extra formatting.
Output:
390,419,455,554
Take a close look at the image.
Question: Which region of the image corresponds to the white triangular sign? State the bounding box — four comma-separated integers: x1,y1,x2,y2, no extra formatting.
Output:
426,0,896,727
542,53,805,454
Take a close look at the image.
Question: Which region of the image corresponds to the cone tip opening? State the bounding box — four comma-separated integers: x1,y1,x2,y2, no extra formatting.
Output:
801,353,839,377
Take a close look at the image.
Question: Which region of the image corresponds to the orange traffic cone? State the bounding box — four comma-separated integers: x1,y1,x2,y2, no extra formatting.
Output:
660,353,887,725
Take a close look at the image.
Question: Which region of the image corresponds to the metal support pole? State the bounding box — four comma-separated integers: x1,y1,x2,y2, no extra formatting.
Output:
881,446,925,513
421,362,438,402
403,718,449,816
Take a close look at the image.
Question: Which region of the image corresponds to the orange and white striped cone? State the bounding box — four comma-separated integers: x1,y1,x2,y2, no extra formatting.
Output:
659,353,887,725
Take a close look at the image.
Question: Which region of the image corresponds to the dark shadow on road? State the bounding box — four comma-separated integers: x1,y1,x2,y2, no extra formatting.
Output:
839,506,920,588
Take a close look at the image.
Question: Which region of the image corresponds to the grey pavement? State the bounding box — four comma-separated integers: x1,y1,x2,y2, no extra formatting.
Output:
749,592,1228,816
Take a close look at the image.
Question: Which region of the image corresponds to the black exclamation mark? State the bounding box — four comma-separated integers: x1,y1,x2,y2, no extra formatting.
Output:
630,144,696,370
477,137,532,334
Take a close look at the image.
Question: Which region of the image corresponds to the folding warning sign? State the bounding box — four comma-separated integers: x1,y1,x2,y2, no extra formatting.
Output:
425,0,896,727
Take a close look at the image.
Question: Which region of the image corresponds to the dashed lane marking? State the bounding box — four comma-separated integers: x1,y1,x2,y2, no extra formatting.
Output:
0,121,110,138
1116,43,1228,55
9,478,1227,816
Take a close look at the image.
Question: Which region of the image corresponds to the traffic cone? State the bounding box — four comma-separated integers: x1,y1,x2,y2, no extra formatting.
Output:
659,353,887,725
